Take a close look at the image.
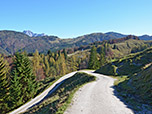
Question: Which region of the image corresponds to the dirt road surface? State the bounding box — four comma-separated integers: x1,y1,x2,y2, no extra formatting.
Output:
64,71,133,114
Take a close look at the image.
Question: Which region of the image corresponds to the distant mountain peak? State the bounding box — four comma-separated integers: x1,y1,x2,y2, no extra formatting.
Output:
23,30,46,37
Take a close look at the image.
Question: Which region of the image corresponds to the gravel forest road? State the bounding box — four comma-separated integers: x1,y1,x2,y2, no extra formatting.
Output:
64,71,133,114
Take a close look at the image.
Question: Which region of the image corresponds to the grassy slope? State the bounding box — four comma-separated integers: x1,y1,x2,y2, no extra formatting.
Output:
127,65,152,104
23,72,96,114
114,65,152,113
95,47,152,76
110,39,151,58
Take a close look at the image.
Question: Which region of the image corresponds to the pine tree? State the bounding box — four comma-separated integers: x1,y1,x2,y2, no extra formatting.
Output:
11,52,37,103
12,52,26,102
88,46,99,69
10,70,23,108
24,55,38,100
0,55,10,113
58,50,61,57
63,49,68,60
54,52,59,61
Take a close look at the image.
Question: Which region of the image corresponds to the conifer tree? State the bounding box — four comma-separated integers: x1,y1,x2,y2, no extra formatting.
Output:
12,52,26,102
88,46,99,69
63,49,68,60
54,52,59,61
11,52,37,103
0,55,10,113
10,70,23,108
24,55,37,100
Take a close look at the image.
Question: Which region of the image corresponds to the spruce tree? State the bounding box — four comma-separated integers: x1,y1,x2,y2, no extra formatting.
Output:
54,52,59,61
11,52,37,103
88,46,99,69
24,55,37,100
12,52,26,102
10,70,23,108
0,55,10,113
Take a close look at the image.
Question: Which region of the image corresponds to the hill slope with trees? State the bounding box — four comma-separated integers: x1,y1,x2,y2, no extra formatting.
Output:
0,30,152,55
95,47,152,76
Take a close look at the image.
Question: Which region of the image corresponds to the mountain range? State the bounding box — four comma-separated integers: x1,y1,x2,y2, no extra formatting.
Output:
0,30,152,55
22,31,152,40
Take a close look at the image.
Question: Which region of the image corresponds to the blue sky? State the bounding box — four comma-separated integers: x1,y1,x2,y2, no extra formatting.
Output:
0,0,152,38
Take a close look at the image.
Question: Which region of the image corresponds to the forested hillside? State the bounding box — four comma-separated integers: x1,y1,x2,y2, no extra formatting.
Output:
0,49,80,114
0,30,152,55
0,31,118,55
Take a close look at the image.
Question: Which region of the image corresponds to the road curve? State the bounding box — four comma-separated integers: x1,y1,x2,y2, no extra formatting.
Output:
9,71,77,114
64,71,133,114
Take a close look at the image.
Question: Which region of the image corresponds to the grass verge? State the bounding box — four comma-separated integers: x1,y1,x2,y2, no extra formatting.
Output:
112,76,129,86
